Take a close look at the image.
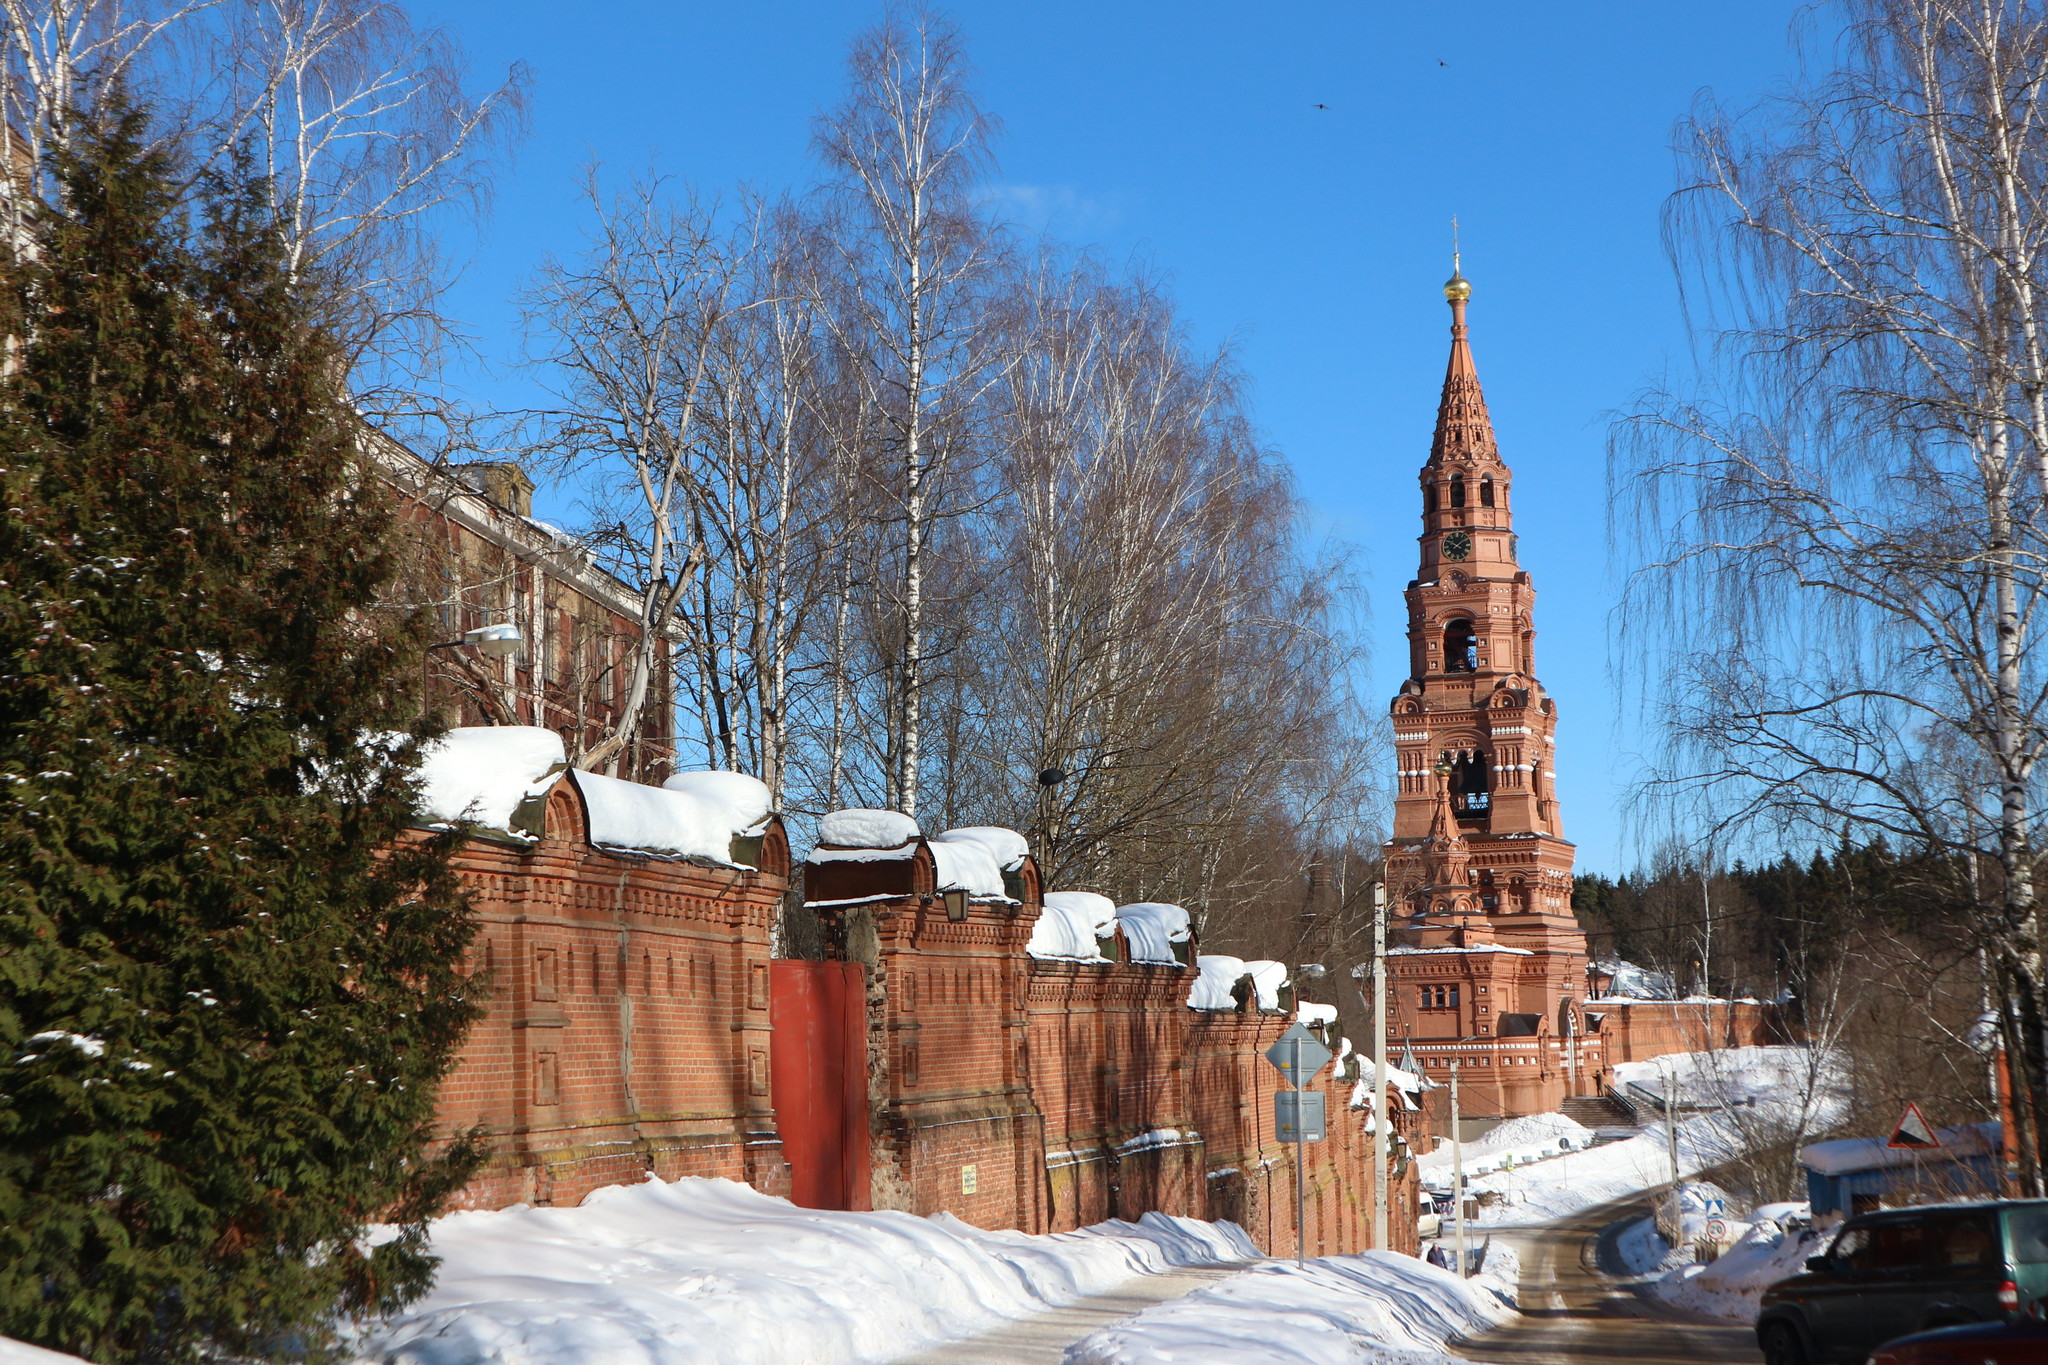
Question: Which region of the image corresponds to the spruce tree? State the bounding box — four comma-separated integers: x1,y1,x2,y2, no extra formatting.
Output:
0,104,482,1363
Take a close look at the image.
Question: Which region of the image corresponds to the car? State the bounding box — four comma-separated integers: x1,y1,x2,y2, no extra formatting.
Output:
1865,1317,2048,1364
1755,1199,2048,1364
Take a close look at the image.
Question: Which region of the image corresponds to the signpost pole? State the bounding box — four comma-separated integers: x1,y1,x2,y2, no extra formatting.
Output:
1264,1023,1330,1269
1450,1057,1466,1278
1371,881,1389,1252
1293,1030,1307,1268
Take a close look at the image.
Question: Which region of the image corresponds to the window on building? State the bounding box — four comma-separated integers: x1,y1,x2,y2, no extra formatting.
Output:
1425,484,1437,513
1450,476,1466,508
1444,620,1478,673
1449,750,1492,816
1480,476,1496,507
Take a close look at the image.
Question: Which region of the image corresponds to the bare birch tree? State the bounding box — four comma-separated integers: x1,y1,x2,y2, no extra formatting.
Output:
812,4,1002,818
0,0,524,420
519,176,751,775
1618,0,2048,1187
980,247,1373,921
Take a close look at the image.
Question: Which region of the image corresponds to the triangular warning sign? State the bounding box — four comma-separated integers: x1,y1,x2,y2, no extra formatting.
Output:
1888,1102,1942,1150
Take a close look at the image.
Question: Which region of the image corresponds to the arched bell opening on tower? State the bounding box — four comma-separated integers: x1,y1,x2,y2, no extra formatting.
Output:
1445,750,1491,820
1442,618,1478,672
1480,475,1496,508
1449,476,1467,509
1424,484,1437,513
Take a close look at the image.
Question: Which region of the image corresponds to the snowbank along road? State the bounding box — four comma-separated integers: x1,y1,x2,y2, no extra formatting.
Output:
1455,1196,1757,1365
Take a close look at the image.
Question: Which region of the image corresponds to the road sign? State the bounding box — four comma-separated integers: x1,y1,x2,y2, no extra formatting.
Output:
1704,1198,1726,1216
1887,1101,1941,1150
1265,1024,1333,1086
1276,1089,1327,1142
1704,1218,1729,1242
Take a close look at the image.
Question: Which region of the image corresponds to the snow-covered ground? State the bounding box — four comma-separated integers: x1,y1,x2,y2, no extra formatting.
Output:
0,1339,89,1364
1416,1112,1596,1184
1641,1198,1821,1323
1613,1045,1846,1112
1417,1046,1847,1229
347,1177,1252,1364
1064,1252,1516,1365
344,1176,1517,1365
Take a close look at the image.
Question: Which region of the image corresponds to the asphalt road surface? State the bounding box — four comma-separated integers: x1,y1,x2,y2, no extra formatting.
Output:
1455,1197,1761,1365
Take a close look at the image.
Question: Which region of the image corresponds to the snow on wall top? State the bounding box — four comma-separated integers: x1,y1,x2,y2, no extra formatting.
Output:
571,770,747,864
1592,957,1676,1000
1117,902,1190,964
1296,1001,1339,1028
939,826,1029,871
1187,955,1287,1010
1350,1065,1427,1111
1029,891,1118,961
662,771,773,837
926,830,1007,898
413,726,566,836
819,809,920,849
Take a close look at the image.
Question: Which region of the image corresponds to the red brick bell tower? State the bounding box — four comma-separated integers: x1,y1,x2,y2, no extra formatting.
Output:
1383,264,1595,1118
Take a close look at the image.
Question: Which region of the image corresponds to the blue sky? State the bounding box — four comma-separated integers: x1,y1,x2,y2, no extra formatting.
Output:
406,0,1804,875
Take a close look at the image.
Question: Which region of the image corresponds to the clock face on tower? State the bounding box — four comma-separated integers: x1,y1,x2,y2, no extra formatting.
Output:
1442,530,1473,561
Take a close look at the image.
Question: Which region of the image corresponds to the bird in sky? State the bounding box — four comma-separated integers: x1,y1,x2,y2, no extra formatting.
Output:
1312,102,1329,109
1438,59,1449,66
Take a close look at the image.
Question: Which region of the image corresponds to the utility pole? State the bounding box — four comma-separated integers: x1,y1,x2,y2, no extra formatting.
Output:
1451,1057,1467,1278
1371,880,1389,1252
1664,1071,1682,1251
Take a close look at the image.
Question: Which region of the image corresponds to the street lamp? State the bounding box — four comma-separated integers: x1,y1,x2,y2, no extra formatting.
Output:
429,623,523,658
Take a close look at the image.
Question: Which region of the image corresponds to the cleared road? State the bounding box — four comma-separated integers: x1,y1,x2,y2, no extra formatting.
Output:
1454,1198,1760,1365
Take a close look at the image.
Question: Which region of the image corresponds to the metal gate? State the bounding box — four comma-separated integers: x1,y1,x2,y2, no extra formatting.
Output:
769,960,871,1210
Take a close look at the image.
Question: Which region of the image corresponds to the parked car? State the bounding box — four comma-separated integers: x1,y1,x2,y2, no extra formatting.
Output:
1755,1200,2048,1364
1865,1318,2048,1364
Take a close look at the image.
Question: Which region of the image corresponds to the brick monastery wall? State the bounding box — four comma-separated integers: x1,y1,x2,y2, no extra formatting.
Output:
806,844,1423,1255
432,777,794,1210
1591,999,1784,1066
424,776,1755,1253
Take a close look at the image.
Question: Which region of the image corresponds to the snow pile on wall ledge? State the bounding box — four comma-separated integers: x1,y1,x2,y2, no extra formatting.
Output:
1296,1001,1339,1028
1065,1252,1513,1365
1592,956,1677,1000
817,808,919,848
939,826,1028,870
413,726,565,835
1031,890,1118,960
1188,955,1288,1010
661,771,772,838
1117,902,1190,963
927,827,1025,898
347,1176,1258,1365
571,771,746,864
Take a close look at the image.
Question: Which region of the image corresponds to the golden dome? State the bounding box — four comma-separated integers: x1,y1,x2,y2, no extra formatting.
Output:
1444,271,1472,302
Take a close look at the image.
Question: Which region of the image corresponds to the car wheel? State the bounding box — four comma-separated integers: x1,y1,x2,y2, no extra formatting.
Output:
1759,1321,1811,1365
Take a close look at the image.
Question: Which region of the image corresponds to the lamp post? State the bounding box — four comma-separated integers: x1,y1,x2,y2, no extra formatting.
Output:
1371,880,1389,1252
429,623,523,658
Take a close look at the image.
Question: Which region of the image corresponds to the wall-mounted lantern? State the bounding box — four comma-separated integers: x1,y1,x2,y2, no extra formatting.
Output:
943,888,968,921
